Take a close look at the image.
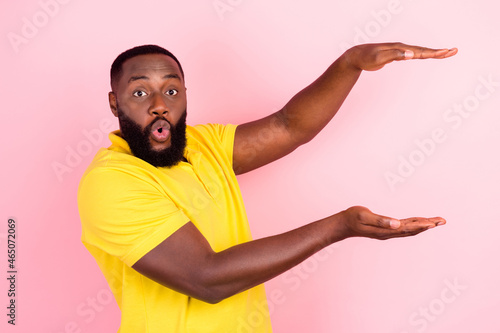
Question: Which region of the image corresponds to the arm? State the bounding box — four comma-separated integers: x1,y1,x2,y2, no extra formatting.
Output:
132,206,445,304
232,43,458,174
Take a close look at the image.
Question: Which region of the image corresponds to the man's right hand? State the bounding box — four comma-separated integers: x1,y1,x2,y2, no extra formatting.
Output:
132,206,445,304
339,206,446,240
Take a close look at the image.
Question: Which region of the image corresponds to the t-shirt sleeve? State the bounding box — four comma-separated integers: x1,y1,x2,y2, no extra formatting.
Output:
78,166,190,267
213,123,237,163
193,123,237,167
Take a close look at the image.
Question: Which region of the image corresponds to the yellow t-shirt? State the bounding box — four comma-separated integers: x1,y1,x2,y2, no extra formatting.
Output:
78,124,272,333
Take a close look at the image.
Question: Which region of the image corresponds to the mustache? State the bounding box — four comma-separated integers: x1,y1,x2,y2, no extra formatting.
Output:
115,103,173,132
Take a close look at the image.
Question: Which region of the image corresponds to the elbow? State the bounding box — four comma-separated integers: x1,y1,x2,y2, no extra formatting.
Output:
200,293,224,305
190,267,241,304
192,285,233,304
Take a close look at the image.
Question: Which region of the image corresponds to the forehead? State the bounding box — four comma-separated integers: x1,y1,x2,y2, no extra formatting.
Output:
120,54,183,83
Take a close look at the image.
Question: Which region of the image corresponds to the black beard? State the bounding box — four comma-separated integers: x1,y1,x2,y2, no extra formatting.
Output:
117,107,187,167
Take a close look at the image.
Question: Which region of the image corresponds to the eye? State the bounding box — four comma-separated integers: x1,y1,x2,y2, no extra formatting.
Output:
133,90,148,97
166,89,178,96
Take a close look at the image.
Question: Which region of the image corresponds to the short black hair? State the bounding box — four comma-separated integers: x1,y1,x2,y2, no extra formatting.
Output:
110,44,184,91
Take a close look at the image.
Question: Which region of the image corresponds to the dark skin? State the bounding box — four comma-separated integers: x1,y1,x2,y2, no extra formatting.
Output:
109,43,457,304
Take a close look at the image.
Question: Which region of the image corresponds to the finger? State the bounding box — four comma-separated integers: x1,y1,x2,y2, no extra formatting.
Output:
401,46,458,60
412,48,449,59
367,216,446,240
368,47,427,67
369,213,401,230
365,221,430,239
374,48,408,64
379,42,458,60
381,227,429,239
383,221,436,239
403,221,438,234
351,206,401,230
428,216,447,226
401,216,446,226
442,48,458,58
401,217,446,224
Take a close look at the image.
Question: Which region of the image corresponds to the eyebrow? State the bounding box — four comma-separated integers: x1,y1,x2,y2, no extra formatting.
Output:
128,74,181,83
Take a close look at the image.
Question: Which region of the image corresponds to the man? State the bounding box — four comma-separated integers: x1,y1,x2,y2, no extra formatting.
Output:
78,43,457,332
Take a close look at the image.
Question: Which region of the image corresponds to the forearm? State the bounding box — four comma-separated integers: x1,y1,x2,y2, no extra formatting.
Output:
200,212,346,303
281,50,361,145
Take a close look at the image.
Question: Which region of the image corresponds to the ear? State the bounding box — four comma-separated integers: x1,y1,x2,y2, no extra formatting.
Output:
109,92,118,117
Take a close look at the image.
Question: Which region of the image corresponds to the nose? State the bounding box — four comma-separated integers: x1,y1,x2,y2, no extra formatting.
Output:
149,93,168,117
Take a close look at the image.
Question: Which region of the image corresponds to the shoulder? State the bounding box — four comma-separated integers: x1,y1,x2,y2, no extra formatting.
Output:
77,145,165,205
187,123,237,145
187,124,238,164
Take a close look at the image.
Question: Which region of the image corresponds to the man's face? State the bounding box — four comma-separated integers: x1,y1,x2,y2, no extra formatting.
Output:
109,54,188,167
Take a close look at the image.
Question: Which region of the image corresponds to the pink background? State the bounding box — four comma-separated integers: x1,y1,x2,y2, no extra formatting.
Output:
1,0,499,332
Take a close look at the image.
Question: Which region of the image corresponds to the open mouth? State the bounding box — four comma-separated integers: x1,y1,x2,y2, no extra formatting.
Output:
150,119,171,143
